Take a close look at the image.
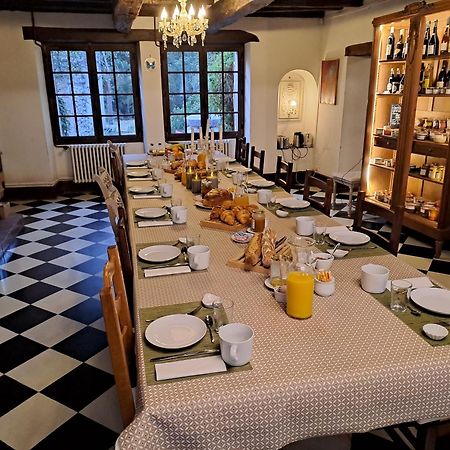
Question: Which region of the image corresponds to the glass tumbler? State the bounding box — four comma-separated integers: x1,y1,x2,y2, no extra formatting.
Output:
213,299,234,331
390,280,412,313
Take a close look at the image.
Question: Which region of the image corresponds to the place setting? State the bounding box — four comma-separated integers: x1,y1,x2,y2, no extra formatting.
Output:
126,169,153,180
133,207,173,228
129,185,161,199
359,265,450,346
126,159,149,168
139,296,253,383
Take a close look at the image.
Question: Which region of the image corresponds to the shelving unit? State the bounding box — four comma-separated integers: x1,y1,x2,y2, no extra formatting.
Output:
359,0,450,257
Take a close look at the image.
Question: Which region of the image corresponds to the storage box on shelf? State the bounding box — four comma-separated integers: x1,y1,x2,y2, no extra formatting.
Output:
359,0,450,258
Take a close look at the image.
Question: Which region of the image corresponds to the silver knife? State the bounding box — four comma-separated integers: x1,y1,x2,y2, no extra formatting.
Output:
150,349,220,362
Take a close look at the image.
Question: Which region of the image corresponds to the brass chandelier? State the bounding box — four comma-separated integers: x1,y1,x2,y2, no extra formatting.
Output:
159,0,208,49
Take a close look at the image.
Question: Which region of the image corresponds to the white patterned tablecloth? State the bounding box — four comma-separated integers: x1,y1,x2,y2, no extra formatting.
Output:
117,156,450,449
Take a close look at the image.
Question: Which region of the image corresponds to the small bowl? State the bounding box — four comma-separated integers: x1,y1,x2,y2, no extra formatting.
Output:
276,209,289,218
273,286,287,303
314,277,336,297
432,133,446,143
422,323,448,341
327,249,348,258
315,252,334,270
416,133,427,141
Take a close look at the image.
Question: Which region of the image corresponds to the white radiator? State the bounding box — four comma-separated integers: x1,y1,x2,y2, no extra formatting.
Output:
68,143,125,183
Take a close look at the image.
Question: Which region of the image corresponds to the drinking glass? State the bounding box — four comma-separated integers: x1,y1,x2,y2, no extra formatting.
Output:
314,225,326,245
213,299,234,331
171,197,183,207
185,234,200,247
390,280,412,312
267,195,277,210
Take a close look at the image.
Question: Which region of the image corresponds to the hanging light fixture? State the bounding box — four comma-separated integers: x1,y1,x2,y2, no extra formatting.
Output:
159,0,208,49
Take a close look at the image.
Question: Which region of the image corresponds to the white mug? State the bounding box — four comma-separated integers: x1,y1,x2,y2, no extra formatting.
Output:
187,245,210,270
296,217,315,236
219,323,254,367
152,167,164,180
170,206,188,224
257,189,272,204
159,182,173,198
361,264,390,294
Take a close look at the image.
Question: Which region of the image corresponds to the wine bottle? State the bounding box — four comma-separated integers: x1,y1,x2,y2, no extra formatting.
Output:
386,68,395,93
441,18,450,54
399,70,405,94
392,68,401,93
419,63,425,93
423,64,432,91
427,20,439,56
423,21,431,57
386,26,395,60
394,29,405,59
402,30,409,59
437,61,448,93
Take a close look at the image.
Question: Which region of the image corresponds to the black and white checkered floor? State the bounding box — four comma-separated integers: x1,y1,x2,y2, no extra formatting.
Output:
0,192,449,449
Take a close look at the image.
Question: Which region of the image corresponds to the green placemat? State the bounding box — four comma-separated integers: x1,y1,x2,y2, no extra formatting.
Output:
132,208,170,224
140,302,252,385
136,241,189,279
315,237,388,259
264,204,320,217
371,290,450,347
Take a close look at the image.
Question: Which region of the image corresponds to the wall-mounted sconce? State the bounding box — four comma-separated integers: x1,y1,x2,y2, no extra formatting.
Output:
145,56,157,70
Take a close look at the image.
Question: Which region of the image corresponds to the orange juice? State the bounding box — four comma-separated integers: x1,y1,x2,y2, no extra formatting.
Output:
286,271,314,319
234,194,249,207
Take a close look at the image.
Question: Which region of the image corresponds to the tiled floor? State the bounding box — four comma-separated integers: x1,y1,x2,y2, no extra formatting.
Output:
0,191,449,450
0,193,121,450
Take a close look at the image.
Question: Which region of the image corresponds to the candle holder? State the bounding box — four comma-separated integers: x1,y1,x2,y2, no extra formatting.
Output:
186,170,194,190
206,169,219,189
191,173,202,194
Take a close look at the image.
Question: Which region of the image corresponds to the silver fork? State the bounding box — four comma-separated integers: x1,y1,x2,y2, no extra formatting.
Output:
145,304,202,322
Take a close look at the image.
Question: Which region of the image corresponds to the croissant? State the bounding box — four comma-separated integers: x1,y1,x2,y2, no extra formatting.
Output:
220,209,235,225
261,228,276,268
232,206,243,215
236,209,251,225
245,204,259,213
210,206,224,220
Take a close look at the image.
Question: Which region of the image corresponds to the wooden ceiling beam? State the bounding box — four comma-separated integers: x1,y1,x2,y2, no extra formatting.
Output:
207,0,275,33
269,0,363,6
249,10,325,18
0,0,111,13
345,41,372,57
113,0,145,33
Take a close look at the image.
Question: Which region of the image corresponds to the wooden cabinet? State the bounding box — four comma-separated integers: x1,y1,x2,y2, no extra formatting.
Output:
361,0,450,257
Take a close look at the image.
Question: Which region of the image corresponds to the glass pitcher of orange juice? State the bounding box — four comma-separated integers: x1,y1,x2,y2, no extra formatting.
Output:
286,236,315,319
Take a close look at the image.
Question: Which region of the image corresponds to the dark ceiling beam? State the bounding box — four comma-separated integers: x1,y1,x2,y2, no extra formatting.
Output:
207,0,275,33
260,5,342,11
113,0,145,33
0,0,112,14
22,26,259,44
269,0,363,6
249,10,325,18
139,0,214,17
345,41,372,57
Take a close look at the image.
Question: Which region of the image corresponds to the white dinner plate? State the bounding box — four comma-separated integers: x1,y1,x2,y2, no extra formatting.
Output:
410,287,450,315
126,160,147,167
138,245,181,263
215,156,235,163
278,198,310,209
127,170,150,178
328,231,370,246
194,201,212,210
145,314,207,349
129,186,156,194
135,207,167,219
249,179,275,188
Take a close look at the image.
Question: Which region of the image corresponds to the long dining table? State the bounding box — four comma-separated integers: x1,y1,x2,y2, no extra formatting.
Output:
117,154,450,450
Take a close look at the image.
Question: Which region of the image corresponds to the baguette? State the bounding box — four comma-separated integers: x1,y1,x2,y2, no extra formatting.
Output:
261,228,276,268
244,233,262,267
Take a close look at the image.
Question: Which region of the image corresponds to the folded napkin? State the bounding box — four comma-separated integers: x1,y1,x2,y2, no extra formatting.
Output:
155,355,226,381
138,220,173,228
132,194,162,199
386,277,434,291
144,265,191,278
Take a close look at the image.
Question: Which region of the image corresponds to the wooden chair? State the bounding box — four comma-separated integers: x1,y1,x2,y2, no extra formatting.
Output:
235,139,250,167
104,190,125,238
303,170,334,216
100,245,135,428
234,136,245,160
108,140,125,195
275,155,294,192
116,206,133,311
249,147,265,175
94,167,117,201
353,190,404,255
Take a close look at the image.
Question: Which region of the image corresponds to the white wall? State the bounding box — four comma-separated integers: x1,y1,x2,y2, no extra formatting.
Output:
314,0,412,176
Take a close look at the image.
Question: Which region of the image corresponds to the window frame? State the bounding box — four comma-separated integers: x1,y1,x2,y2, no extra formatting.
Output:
42,42,143,145
160,44,244,142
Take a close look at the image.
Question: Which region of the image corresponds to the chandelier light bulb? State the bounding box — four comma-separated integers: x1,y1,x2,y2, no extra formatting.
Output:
161,7,168,20
173,5,180,17
188,5,195,17
198,5,206,18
